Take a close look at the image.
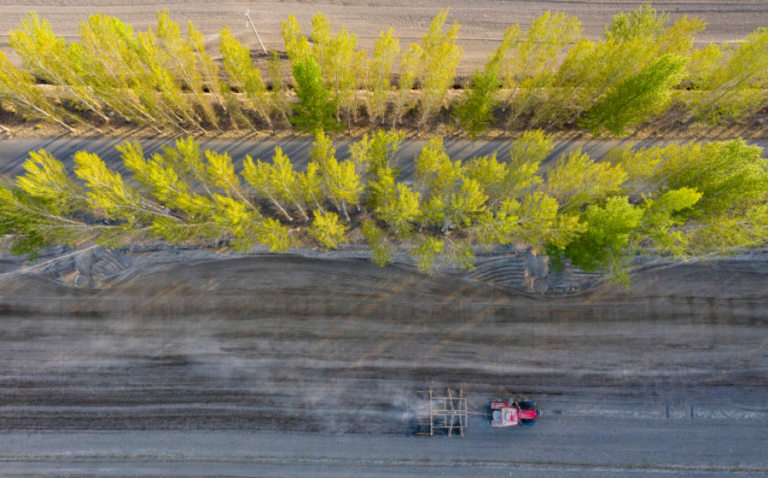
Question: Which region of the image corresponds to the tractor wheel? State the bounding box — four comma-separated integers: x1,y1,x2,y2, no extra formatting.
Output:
520,400,536,409
519,419,537,427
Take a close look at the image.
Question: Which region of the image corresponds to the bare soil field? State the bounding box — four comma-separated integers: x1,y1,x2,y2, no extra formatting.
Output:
0,253,766,475
2,0,767,76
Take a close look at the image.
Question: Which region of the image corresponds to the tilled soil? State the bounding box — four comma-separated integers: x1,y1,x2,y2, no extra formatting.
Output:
0,255,766,440
1,1,767,76
1,254,767,477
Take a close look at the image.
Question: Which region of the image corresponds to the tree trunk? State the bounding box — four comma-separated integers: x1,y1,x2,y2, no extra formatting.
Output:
292,198,310,221
268,193,293,221
341,200,351,222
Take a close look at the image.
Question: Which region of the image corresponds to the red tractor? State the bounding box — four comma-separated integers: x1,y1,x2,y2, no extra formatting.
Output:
489,399,541,427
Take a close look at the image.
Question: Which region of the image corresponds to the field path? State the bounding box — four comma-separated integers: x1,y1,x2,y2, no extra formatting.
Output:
1,1,767,75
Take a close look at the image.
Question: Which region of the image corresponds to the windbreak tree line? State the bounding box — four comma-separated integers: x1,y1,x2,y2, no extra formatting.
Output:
3,131,768,286
2,4,768,137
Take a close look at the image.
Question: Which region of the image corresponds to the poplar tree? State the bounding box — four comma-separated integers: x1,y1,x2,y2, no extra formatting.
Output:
310,13,333,76
133,139,293,253
553,196,644,283
528,39,595,128
9,12,109,122
348,130,405,179
0,50,78,131
684,28,768,123
242,149,310,222
77,14,162,129
155,10,217,128
546,148,627,211
309,132,363,221
0,179,95,254
369,29,400,125
119,139,272,248
518,191,583,250
305,13,364,130
219,27,273,131
369,170,420,237
16,150,86,213
255,218,294,253
219,80,253,130
309,211,347,249
414,138,487,231
608,139,768,216
291,57,343,133
564,5,702,126
454,25,519,141
330,27,360,129
392,44,420,128
188,22,227,122
413,10,463,133
410,235,444,278
361,220,395,266
603,2,703,57
242,149,307,222
133,25,204,132
501,12,582,130
472,198,520,247
581,54,689,136
551,190,702,285
0,181,50,260
85,14,193,132
267,52,292,127
9,150,107,248
205,150,259,211
464,129,551,206
280,15,311,64
297,162,325,211
563,37,649,125
73,150,178,235
153,137,219,199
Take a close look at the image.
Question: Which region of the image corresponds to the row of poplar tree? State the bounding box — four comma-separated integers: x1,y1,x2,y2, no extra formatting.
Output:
2,131,768,284
1,5,768,137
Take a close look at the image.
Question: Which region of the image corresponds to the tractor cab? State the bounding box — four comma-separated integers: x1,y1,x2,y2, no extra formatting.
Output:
489,399,541,427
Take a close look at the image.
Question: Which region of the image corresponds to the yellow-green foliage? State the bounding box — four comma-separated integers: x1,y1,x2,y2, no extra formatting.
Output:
410,235,444,277
0,50,77,130
267,52,292,126
9,12,108,121
309,211,347,249
412,10,463,132
4,129,768,286
281,15,311,64
369,29,400,124
547,148,627,211
502,12,582,128
16,150,84,212
219,27,273,130
5,6,768,135
156,10,218,128
309,132,363,221
361,220,394,266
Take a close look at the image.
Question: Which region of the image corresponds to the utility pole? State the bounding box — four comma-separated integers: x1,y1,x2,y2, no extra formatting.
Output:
244,10,268,55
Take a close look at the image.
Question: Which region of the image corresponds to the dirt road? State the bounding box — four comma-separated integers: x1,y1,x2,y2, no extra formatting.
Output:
1,1,767,75
0,254,766,476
